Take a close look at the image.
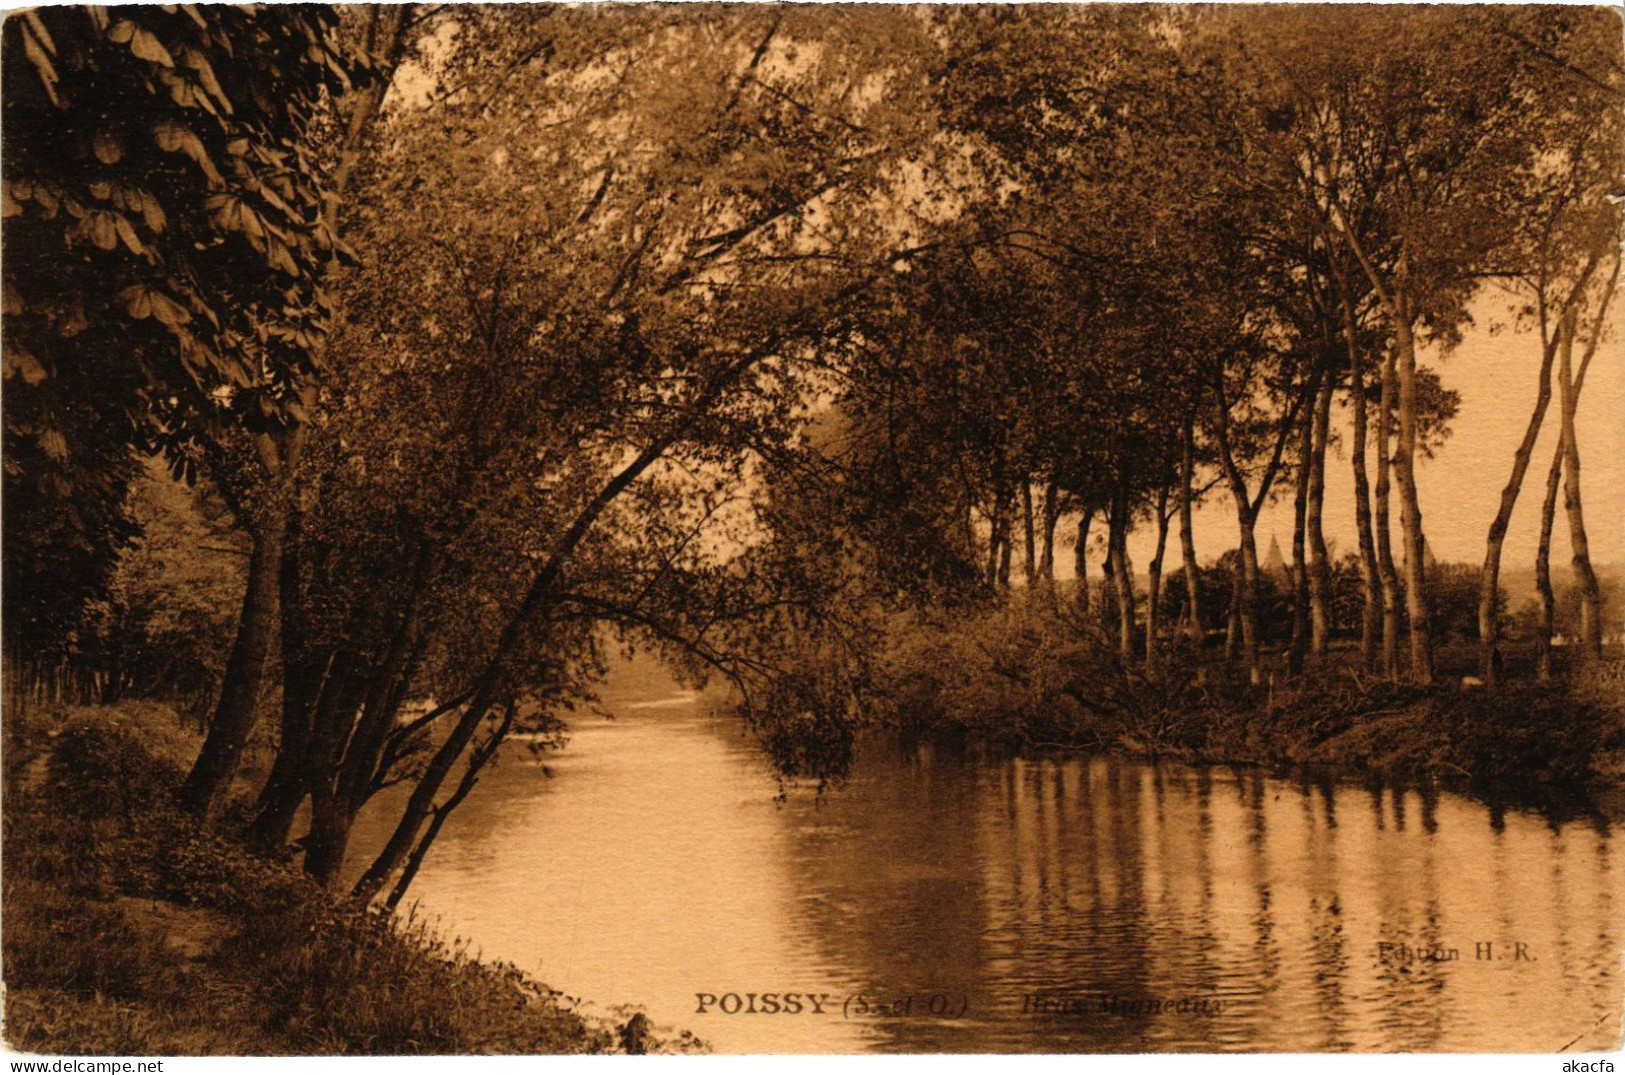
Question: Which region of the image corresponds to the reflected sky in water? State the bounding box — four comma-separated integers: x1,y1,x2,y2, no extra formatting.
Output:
346,667,1624,1054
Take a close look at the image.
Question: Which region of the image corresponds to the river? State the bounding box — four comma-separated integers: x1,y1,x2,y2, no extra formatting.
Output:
345,661,1625,1053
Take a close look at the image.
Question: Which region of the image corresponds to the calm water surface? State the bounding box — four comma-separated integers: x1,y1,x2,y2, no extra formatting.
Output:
346,665,1625,1053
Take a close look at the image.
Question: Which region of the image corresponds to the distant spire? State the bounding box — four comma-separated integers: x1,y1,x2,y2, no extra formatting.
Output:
1264,534,1288,580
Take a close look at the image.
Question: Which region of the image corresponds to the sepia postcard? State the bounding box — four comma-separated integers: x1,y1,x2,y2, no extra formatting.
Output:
2,1,1622,1061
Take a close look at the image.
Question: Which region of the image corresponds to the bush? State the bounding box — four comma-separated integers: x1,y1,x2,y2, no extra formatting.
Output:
851,594,1625,791
2,881,174,999
1437,685,1623,785
249,905,612,1054
2,703,629,1055
1256,679,1625,786
870,595,1221,754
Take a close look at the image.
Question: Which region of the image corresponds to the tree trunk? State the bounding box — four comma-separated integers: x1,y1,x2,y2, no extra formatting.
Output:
1307,367,1334,661
1145,483,1171,673
1236,513,1263,686
245,692,315,851
176,518,284,818
384,703,516,911
1288,378,1314,677
250,599,373,853
1225,554,1242,661
1477,319,1566,685
336,577,430,816
303,780,357,887
988,473,1013,589
1073,508,1093,611
246,529,323,850
1179,416,1203,645
997,528,1013,588
1038,479,1059,585
1108,481,1137,662
1535,435,1561,681
352,677,503,904
247,659,334,853
959,491,977,568
985,488,1003,587
1022,480,1037,588
299,575,427,887
1374,345,1401,680
1212,370,1300,686
1557,309,1603,659
1345,304,1381,672
1392,309,1434,684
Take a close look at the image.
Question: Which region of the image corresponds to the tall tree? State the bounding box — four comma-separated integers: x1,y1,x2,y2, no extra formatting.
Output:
177,6,428,818
230,5,939,893
1477,10,1622,683
1239,7,1543,683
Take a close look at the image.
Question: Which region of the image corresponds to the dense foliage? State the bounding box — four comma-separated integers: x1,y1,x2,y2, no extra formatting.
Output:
3,5,363,667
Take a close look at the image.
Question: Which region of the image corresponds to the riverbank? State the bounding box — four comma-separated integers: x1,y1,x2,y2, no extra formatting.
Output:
868,600,1625,792
1,702,695,1055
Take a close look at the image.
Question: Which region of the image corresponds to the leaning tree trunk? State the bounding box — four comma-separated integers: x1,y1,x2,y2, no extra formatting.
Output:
1557,309,1604,659
1391,308,1434,685
383,702,516,911
1478,315,1563,685
1374,346,1401,680
1307,368,1334,661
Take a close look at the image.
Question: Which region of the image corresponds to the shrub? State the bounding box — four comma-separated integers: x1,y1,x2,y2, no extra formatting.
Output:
3,703,623,1055
1,880,174,999
1437,685,1623,785
249,905,610,1054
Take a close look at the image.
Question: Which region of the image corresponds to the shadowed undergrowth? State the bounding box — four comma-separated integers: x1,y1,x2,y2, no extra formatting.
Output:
1,703,699,1055
865,599,1625,790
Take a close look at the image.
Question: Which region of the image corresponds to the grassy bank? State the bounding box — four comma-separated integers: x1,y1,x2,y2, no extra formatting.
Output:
870,599,1625,791
1,702,698,1055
